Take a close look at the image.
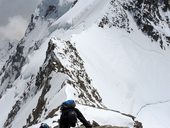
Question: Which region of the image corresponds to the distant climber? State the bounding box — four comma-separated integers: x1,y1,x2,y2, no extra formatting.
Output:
134,121,143,128
39,123,50,128
59,100,92,128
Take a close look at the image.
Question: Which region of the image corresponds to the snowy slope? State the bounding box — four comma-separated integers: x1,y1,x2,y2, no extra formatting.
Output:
72,24,170,128
71,1,170,127
0,0,170,128
0,39,18,69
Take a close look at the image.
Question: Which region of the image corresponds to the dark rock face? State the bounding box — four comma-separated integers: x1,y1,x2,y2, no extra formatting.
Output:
0,0,104,127
99,0,132,33
25,14,36,36
37,0,78,20
22,39,104,127
123,0,170,49
3,75,36,128
0,38,26,98
99,0,170,49
2,0,168,127
45,5,57,17
4,100,21,127
23,40,65,127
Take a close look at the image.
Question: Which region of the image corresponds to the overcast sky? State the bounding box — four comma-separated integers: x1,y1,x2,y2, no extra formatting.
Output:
0,0,41,40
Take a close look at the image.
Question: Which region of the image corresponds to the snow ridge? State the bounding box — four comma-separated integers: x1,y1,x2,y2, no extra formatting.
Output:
0,0,170,128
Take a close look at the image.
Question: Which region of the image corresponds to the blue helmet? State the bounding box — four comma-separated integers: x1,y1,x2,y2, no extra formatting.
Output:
40,123,49,128
61,100,76,110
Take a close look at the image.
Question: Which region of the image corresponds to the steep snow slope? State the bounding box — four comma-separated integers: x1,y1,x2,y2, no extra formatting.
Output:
51,0,170,127
0,0,107,127
0,0,170,128
123,0,170,49
0,39,18,69
49,0,110,32
71,1,170,127
72,24,170,128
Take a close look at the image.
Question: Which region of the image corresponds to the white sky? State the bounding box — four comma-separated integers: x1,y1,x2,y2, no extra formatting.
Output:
0,0,41,40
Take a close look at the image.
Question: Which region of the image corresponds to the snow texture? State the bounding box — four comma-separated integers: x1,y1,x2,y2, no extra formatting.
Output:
0,0,170,128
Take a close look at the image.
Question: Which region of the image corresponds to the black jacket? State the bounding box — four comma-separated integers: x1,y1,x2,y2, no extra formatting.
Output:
59,108,92,128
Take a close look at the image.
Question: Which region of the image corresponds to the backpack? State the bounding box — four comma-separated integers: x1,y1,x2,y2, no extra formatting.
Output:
40,123,49,128
61,100,77,127
67,109,77,127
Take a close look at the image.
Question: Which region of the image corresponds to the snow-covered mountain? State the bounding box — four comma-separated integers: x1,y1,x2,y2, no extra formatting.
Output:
0,39,18,69
0,0,170,128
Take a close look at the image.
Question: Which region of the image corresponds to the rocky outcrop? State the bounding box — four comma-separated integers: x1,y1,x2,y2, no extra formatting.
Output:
3,75,36,128
4,100,21,127
99,0,132,33
99,0,170,49
22,38,104,127
50,39,104,107
0,38,26,98
25,14,36,36
0,39,18,69
123,0,170,49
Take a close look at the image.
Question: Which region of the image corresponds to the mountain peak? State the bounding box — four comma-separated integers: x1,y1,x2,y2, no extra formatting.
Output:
0,0,170,128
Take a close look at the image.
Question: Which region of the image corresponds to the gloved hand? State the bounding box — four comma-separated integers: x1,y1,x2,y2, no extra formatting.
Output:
86,125,92,128
85,122,92,128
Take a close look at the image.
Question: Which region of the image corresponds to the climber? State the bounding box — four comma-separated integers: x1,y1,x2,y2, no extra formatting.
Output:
39,123,50,128
59,100,92,128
